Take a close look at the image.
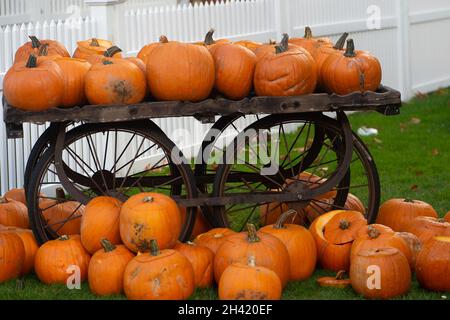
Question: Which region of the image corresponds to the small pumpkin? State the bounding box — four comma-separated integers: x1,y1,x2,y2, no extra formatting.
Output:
14,36,70,64
214,223,290,287
234,40,262,53
0,197,29,228
0,227,38,275
193,227,235,254
415,236,450,292
35,235,90,284
317,270,351,288
289,26,332,59
0,231,25,283
395,232,422,270
123,239,195,300
260,209,317,281
120,193,182,252
88,239,134,296
81,196,123,254
174,241,214,288
406,216,450,243
350,247,411,299
376,198,438,232
73,38,122,60
218,255,282,300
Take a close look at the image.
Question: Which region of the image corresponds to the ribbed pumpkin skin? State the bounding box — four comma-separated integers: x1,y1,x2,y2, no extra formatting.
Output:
350,247,411,299
54,57,91,107
376,198,438,232
35,235,90,284
123,249,195,300
193,228,235,254
88,244,134,296
395,232,422,271
0,232,25,283
174,241,214,288
218,262,282,300
1,227,39,275
73,38,121,60
40,200,85,235
0,198,29,228
416,236,450,292
406,216,450,243
4,188,26,205
14,38,69,64
81,197,123,254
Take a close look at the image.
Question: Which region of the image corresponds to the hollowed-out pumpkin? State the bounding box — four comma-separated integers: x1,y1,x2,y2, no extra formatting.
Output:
218,255,282,300
73,38,122,60
0,197,29,228
193,227,235,254
376,198,438,232
123,239,195,300
14,36,69,64
288,26,332,59
0,231,25,283
0,227,38,275
406,216,450,243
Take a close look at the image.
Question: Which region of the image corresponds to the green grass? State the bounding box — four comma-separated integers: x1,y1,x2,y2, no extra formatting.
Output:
1,88,449,300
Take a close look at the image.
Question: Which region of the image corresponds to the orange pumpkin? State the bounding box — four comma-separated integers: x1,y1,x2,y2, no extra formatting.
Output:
218,255,282,300
194,228,235,254
4,188,27,205
214,223,290,287
73,38,122,60
0,197,28,228
35,235,90,284
260,209,317,281
137,36,168,65
234,40,262,53
80,196,122,254
88,239,134,296
395,232,422,270
40,197,85,236
180,207,212,240
120,193,182,252
376,198,438,232
196,28,231,55
14,36,70,64
174,241,214,288
445,211,450,222
123,239,195,300
254,38,297,60
406,216,450,243
0,227,38,275
0,231,25,283
317,270,351,288
289,26,332,59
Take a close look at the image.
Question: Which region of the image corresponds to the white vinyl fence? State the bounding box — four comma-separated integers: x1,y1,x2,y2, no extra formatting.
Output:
0,0,450,193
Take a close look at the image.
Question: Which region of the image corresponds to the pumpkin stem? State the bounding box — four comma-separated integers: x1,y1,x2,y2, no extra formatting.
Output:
102,60,113,65
159,35,169,43
90,38,100,47
143,196,154,203
29,36,41,49
268,39,276,45
0,197,8,204
247,255,256,267
101,238,116,252
55,187,66,200
275,33,289,54
104,46,122,57
344,39,356,57
304,26,313,39
367,226,381,239
333,32,348,50
38,43,49,56
58,235,70,241
150,239,160,256
246,223,260,243
25,54,38,68
339,219,351,230
204,28,216,45
274,209,298,229
404,198,415,203
335,270,348,280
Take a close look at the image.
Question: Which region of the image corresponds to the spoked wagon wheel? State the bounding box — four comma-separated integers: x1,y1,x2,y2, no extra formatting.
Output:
26,120,197,244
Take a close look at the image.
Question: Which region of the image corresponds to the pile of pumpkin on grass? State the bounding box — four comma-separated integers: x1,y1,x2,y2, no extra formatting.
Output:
0,188,449,300
3,27,382,112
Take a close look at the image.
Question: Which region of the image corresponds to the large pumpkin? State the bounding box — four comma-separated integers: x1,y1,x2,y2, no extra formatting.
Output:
0,231,25,283
73,38,122,60
34,235,90,284
88,239,134,296
120,193,182,252
415,236,450,292
288,26,332,59
376,198,438,232
0,197,28,228
218,255,282,300
0,227,38,275
123,240,195,300
350,247,411,299
14,36,70,64
4,54,64,111
40,197,85,236
214,223,290,287
146,36,215,101
193,227,235,254
406,216,450,243
260,209,317,281
80,196,122,254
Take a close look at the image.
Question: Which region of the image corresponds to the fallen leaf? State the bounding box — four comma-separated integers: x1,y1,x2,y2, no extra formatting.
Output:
410,117,421,124
410,184,419,191
415,92,428,100
373,137,382,144
432,148,439,156
415,170,424,176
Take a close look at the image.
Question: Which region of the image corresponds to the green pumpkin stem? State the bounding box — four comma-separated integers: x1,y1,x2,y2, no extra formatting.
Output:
25,54,38,68
101,238,116,252
274,209,298,229
204,28,216,45
248,255,256,267
29,36,41,49
246,223,260,243
339,219,351,230
104,46,122,57
304,26,313,39
90,38,100,47
275,33,289,54
58,235,70,241
38,43,49,56
150,239,160,256
344,39,356,57
333,32,349,50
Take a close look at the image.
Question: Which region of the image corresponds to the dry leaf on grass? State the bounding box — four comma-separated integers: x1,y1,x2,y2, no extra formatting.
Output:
410,117,421,124
410,184,419,191
432,148,439,156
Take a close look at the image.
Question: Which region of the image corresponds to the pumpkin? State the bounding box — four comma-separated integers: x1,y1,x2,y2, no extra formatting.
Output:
406,216,450,243
0,231,25,283
40,195,85,236
80,196,122,254
180,207,212,240
351,224,413,268
137,36,168,65
0,227,38,275
321,39,382,94
73,38,122,60
309,210,366,271
445,211,450,222
254,38,297,60
0,197,28,228
289,26,332,59
214,223,290,287
210,43,257,100
146,36,215,102
218,255,282,300
196,28,231,55
4,54,64,111
193,227,235,254
35,235,90,284
260,209,317,281
88,239,134,296
174,241,214,288
120,193,182,252
350,247,411,299
123,239,195,300
4,188,27,205
395,232,422,270
416,236,450,292
317,270,351,288
14,36,70,64
376,198,438,232
234,40,262,53
254,34,317,96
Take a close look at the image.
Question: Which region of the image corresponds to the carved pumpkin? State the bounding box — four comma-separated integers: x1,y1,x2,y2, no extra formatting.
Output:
120,193,182,252
395,232,422,271
406,216,450,243
234,40,262,53
174,241,214,288
0,197,29,228
260,209,317,281
123,240,195,300
0,231,25,283
289,26,332,59
218,255,282,300
35,235,90,284
350,247,411,299
193,228,235,254
317,270,351,288
321,39,382,94
214,224,290,287
88,239,134,296
14,36,70,64
73,38,122,60
376,198,438,232
81,196,122,254
40,196,85,236
0,227,38,275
